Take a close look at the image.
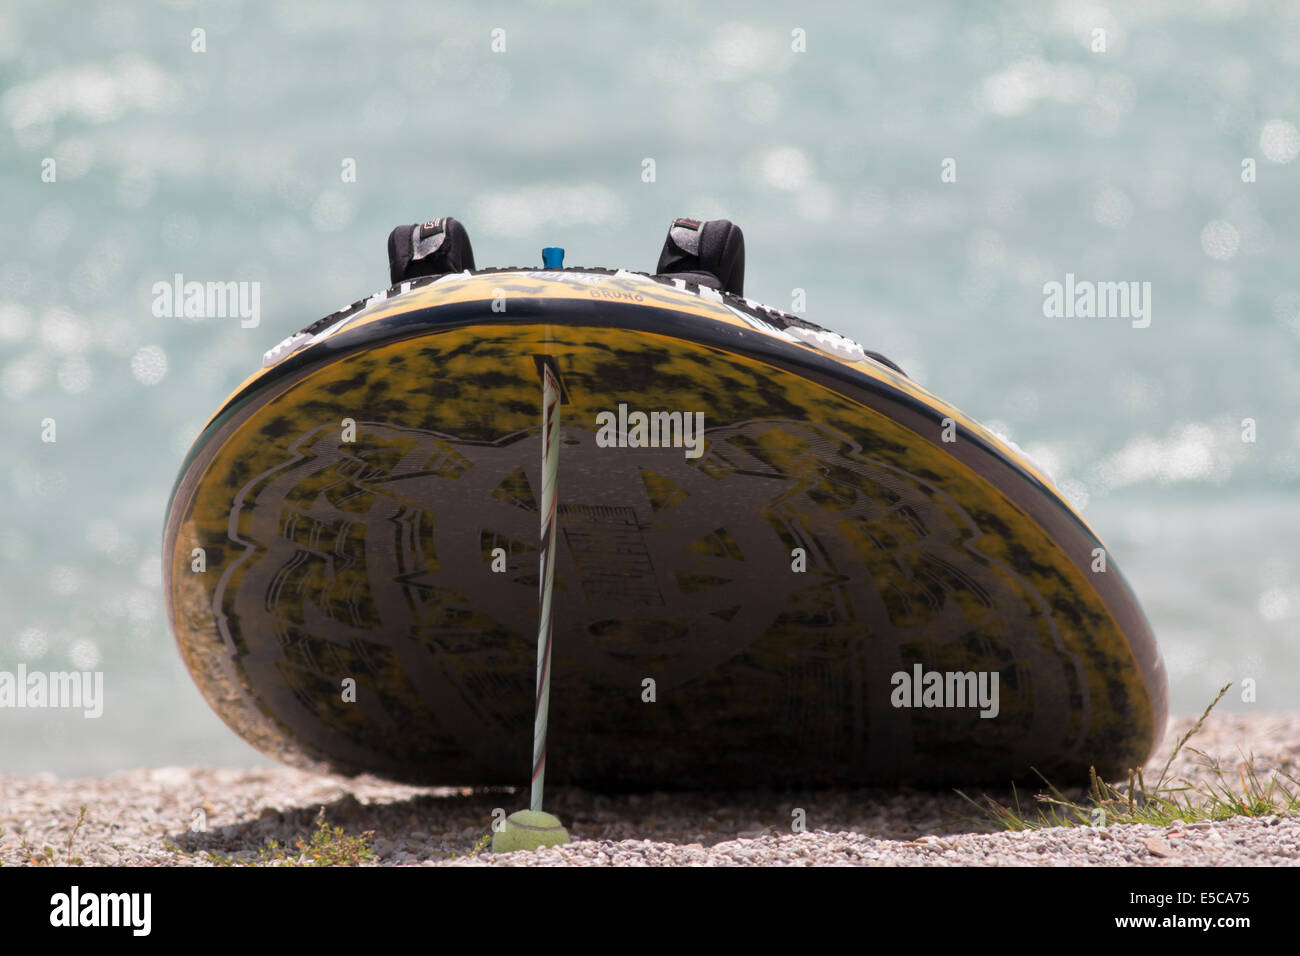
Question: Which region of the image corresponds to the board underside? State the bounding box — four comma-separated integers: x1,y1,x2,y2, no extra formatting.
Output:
165,278,1165,789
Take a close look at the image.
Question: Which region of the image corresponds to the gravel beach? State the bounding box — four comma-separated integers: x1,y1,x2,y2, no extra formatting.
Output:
3,712,1297,867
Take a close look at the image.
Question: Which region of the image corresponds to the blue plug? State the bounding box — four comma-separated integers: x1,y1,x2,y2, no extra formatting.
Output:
542,247,565,269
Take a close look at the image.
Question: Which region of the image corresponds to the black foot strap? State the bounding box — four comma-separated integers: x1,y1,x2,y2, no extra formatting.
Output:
387,217,476,285
654,217,745,297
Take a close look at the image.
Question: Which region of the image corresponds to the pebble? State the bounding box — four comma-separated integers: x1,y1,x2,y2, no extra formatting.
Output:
0,713,1295,867
1144,835,1177,858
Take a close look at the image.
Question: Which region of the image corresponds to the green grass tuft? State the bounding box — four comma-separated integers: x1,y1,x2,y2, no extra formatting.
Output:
960,683,1300,830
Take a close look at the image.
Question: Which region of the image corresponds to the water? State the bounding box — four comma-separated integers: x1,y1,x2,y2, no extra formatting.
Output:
2,0,1297,775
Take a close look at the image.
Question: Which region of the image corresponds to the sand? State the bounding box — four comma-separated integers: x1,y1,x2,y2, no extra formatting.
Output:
2,712,1297,866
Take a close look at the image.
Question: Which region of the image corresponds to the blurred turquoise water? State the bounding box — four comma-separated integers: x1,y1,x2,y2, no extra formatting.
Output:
1,0,1297,775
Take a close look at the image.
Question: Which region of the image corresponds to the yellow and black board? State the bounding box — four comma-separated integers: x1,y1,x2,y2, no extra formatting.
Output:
163,268,1168,788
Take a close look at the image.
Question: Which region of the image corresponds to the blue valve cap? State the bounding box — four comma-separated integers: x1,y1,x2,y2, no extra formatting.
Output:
542,247,565,269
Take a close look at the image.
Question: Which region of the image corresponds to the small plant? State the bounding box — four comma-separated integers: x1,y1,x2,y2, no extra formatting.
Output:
451,830,492,859
470,831,492,855
176,807,376,866
961,683,1300,830
19,806,87,866
293,808,376,866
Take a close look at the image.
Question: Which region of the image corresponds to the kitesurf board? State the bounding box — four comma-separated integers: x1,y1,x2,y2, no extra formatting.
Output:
163,267,1168,788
